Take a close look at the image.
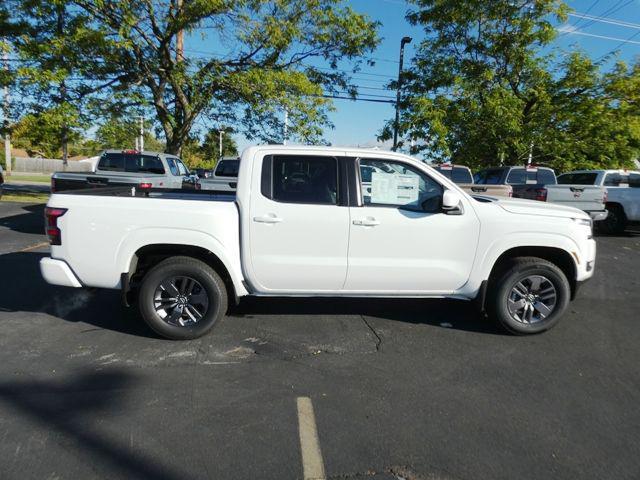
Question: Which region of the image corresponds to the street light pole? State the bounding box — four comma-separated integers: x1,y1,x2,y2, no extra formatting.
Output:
393,36,412,152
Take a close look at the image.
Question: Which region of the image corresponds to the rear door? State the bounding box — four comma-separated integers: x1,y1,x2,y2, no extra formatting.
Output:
345,157,480,293
246,152,350,292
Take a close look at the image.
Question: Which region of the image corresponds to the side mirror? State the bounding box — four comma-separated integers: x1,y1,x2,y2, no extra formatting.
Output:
442,190,464,215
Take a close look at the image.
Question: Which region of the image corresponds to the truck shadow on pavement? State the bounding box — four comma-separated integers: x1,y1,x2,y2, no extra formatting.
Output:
0,250,501,338
0,369,192,480
0,203,45,235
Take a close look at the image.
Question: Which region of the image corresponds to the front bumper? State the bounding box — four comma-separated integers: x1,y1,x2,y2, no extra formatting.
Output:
40,258,82,288
588,210,608,222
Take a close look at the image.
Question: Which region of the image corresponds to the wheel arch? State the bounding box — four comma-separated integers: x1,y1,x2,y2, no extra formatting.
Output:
487,246,577,301
123,243,244,306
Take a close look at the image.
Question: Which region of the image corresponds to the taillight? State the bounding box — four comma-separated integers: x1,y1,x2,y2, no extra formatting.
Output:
508,186,513,197
139,182,152,190
603,189,608,203
195,182,201,190
44,207,67,245
534,188,548,202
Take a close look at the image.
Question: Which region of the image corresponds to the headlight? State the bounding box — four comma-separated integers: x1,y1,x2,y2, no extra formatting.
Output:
572,217,593,237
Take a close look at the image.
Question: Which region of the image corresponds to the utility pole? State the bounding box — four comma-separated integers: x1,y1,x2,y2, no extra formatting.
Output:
219,129,223,160
393,36,412,152
57,4,68,167
283,108,288,145
175,0,184,62
139,115,144,152
3,50,11,174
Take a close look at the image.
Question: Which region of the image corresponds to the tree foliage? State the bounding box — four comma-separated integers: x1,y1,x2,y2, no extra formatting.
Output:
383,0,640,171
62,0,380,154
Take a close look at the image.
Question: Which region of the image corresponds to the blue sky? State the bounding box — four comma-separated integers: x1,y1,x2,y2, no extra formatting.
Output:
191,0,640,151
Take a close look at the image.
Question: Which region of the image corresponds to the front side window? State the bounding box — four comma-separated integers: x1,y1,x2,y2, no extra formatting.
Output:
267,155,338,205
359,159,443,212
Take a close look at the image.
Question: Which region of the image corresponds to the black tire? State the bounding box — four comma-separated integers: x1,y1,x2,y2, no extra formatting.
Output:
487,257,570,335
138,256,228,340
599,204,627,235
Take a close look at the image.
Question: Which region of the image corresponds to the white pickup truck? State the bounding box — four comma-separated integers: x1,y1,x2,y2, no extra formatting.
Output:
557,170,640,234
40,146,596,339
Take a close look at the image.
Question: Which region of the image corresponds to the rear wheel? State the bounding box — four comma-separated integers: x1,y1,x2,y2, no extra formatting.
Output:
138,256,227,340
487,257,570,335
599,204,626,235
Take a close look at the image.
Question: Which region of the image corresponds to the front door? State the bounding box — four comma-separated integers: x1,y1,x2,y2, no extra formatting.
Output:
345,158,480,293
247,153,350,292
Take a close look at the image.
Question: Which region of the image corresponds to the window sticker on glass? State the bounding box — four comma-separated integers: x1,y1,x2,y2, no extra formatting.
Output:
370,172,420,206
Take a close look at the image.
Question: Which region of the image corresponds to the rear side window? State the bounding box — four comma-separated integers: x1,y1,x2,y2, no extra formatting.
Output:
557,173,598,185
98,153,165,174
166,158,179,176
629,173,640,187
215,159,240,177
263,155,338,205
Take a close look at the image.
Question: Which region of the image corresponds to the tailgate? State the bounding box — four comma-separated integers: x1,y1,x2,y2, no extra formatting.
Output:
545,185,605,211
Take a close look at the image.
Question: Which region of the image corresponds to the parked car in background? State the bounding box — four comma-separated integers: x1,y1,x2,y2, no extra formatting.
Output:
434,164,512,197
557,169,640,234
474,165,608,222
0,164,4,199
193,168,213,179
41,145,596,339
200,157,239,192
51,150,199,192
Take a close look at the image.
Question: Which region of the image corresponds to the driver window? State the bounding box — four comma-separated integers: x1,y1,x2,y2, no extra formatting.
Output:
359,159,443,212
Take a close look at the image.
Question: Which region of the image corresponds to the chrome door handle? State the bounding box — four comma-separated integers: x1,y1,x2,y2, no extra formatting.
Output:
253,214,283,224
353,218,380,227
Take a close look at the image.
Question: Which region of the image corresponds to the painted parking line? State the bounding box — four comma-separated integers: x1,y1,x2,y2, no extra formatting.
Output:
297,396,326,480
18,241,49,252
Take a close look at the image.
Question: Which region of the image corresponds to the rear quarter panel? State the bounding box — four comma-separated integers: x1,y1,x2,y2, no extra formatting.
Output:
48,194,245,292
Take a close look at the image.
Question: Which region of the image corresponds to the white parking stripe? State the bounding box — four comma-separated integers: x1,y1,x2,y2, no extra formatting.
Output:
297,396,326,480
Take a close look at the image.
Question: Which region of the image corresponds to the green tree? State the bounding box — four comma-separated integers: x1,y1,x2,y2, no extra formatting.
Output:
200,128,239,162
95,117,165,152
383,0,639,171
66,0,379,155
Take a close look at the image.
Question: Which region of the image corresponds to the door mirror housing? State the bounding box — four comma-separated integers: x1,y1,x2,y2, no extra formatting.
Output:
442,190,464,215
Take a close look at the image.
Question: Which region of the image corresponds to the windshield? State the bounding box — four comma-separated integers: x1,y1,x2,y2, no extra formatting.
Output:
435,166,473,184
98,153,165,174
215,159,240,177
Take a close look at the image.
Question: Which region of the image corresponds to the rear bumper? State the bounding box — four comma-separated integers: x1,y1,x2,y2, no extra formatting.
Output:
40,258,82,288
588,210,608,222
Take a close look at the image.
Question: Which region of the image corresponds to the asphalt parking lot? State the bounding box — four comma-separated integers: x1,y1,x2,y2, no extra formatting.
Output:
0,201,639,480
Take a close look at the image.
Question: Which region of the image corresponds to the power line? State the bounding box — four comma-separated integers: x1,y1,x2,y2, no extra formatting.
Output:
567,12,640,30
578,0,634,31
597,29,640,61
557,27,640,45
570,1,601,31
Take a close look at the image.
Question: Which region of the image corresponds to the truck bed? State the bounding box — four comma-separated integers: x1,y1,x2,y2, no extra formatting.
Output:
53,185,236,201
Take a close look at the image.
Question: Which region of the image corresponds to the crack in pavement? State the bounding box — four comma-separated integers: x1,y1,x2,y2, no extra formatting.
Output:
360,315,382,351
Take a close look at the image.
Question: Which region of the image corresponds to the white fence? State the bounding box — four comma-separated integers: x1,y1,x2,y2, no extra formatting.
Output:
13,157,94,174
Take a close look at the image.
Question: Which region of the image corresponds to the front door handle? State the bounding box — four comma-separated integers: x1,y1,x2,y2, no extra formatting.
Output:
353,217,380,227
253,214,283,224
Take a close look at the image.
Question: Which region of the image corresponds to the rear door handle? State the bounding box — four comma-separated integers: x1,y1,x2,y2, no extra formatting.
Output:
353,218,380,227
253,214,283,224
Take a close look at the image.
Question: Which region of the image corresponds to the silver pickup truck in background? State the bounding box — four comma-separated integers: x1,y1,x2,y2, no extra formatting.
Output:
199,157,240,192
434,164,513,197
558,169,640,234
51,150,199,192
474,166,608,222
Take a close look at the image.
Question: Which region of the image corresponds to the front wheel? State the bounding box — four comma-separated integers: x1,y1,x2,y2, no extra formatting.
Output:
138,256,228,340
487,257,570,335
